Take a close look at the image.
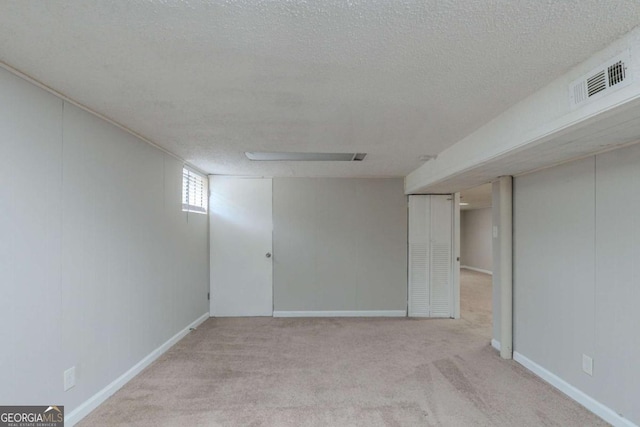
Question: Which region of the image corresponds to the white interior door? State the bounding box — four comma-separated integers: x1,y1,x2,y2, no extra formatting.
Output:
429,195,453,317
408,195,430,317
408,195,453,318
210,177,273,316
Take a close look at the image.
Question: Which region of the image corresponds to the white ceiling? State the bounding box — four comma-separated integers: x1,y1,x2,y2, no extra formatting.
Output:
1,1,640,177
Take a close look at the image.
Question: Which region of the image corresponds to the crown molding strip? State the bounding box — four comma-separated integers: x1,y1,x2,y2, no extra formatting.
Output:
0,61,207,176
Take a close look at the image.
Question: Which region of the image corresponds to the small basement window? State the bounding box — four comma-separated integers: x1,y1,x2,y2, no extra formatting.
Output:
182,167,208,214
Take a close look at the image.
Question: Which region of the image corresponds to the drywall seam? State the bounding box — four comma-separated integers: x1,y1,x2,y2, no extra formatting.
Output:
514,352,638,427
64,313,209,426
0,61,207,176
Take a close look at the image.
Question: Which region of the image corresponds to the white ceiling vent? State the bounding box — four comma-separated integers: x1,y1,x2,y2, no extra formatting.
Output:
570,50,632,109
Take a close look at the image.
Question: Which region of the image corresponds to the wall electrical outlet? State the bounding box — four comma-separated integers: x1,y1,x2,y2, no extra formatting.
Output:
582,354,593,376
64,366,76,391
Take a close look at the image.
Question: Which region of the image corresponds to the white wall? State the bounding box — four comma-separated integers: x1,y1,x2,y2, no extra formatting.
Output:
460,208,492,273
513,143,640,426
272,178,407,313
0,68,209,416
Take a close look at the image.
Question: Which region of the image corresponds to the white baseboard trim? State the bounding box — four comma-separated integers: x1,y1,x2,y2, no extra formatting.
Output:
513,352,637,427
461,265,493,275
491,339,501,351
273,310,407,318
65,312,209,426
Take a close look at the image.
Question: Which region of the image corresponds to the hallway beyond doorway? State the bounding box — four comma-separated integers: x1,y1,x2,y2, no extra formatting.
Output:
460,268,493,335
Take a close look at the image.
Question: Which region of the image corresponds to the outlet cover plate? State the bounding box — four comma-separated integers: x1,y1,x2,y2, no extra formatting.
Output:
64,366,76,391
582,354,593,376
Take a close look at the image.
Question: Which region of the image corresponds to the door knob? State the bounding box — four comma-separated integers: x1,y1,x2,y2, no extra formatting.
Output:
266,252,272,258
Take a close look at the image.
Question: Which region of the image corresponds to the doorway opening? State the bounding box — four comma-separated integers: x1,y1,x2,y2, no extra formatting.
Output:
458,183,493,338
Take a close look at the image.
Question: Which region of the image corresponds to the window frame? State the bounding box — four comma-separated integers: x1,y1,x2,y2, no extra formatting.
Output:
182,166,208,214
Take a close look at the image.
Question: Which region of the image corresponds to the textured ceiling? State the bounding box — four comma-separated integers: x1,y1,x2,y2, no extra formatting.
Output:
1,1,640,177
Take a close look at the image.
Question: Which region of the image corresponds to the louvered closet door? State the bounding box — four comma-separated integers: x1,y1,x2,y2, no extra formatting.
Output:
408,196,430,317
408,195,453,318
429,195,453,317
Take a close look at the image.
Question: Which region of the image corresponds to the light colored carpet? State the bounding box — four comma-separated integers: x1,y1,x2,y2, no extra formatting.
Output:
79,270,607,426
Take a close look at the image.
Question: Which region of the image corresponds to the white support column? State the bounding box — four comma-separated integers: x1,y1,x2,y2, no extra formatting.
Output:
498,176,513,359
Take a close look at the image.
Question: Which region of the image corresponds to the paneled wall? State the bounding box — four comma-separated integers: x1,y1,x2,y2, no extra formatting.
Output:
0,68,209,415
513,144,640,425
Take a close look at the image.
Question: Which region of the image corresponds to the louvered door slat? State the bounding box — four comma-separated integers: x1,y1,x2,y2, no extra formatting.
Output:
430,195,453,317
408,196,430,317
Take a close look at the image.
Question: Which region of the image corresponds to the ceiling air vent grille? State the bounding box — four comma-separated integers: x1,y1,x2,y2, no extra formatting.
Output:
587,71,606,97
570,50,632,109
573,80,587,104
608,60,626,86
